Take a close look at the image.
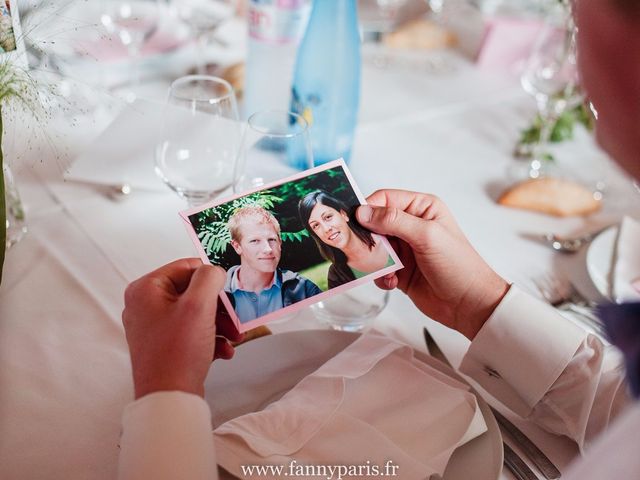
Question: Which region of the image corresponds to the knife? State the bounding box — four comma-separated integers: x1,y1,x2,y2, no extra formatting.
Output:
422,327,561,480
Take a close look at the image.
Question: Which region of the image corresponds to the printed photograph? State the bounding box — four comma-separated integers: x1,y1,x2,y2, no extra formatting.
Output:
0,0,17,53
181,161,402,333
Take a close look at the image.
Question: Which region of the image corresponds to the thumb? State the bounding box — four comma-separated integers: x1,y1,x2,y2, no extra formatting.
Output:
357,204,428,245
183,264,226,301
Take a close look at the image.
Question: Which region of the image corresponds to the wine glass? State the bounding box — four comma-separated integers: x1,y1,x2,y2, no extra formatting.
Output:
359,0,408,38
233,110,314,193
100,0,161,101
360,0,408,69
155,75,241,206
172,0,235,73
518,9,581,178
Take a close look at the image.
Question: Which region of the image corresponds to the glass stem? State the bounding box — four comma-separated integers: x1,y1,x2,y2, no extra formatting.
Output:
536,114,554,161
127,41,142,91
196,32,208,75
530,101,555,178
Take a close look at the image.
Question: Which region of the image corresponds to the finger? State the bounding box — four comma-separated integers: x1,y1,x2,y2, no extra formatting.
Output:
374,274,398,290
183,264,226,300
143,258,204,294
214,337,236,360
216,307,243,342
365,190,445,221
356,204,431,247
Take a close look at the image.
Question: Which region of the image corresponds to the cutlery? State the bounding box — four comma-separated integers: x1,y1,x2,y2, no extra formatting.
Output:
504,443,540,480
534,274,606,338
524,227,609,253
492,409,561,479
423,327,561,480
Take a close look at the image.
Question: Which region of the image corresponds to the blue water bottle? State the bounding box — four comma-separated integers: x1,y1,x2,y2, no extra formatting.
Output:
290,0,361,165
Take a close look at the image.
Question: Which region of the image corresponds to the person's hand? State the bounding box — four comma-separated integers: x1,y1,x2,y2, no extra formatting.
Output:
356,190,509,340
122,258,243,399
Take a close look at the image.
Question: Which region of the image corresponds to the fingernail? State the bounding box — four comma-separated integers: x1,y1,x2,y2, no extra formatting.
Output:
357,205,373,223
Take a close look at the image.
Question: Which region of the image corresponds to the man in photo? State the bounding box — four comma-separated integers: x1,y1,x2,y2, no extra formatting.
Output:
224,206,322,323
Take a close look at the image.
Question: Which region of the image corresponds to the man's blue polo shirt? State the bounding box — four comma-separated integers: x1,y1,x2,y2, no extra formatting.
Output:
228,268,284,324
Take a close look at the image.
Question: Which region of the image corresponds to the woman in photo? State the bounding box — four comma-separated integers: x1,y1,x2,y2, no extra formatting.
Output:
298,190,394,288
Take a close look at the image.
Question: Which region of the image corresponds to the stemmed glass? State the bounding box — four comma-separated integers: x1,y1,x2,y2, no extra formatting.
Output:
100,0,161,101
172,0,235,73
518,8,581,178
155,75,241,206
360,0,408,69
360,0,408,38
234,110,314,193
420,0,458,74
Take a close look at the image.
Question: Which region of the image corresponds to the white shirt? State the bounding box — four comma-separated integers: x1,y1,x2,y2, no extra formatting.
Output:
118,286,638,480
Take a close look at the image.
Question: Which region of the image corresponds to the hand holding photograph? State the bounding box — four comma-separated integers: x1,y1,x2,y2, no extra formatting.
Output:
180,160,403,333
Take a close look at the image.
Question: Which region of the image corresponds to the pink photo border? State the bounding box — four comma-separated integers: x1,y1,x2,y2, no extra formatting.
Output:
179,159,404,334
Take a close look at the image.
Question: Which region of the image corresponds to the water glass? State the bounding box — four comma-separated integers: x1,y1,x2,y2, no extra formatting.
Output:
519,7,580,178
155,75,241,206
100,0,160,99
311,282,390,332
172,0,235,73
233,110,313,193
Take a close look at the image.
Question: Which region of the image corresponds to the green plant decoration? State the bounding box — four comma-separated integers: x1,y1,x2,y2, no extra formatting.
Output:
515,101,595,160
0,60,35,283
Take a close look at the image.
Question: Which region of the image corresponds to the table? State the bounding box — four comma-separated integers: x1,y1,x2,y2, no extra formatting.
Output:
1,40,638,480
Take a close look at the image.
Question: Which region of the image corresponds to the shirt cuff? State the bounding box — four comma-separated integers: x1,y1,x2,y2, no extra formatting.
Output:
460,285,588,416
119,391,216,480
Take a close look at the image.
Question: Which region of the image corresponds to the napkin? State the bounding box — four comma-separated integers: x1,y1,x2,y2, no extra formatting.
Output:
612,216,640,302
65,99,168,192
65,99,241,193
213,333,487,479
477,17,544,73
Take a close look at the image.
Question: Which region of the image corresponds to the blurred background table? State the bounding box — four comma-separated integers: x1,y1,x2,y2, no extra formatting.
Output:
2,1,639,479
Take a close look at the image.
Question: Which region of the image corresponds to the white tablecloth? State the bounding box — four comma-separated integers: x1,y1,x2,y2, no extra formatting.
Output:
1,44,638,480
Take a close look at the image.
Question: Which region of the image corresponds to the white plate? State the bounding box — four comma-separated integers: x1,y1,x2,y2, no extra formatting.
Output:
586,226,618,301
204,330,503,480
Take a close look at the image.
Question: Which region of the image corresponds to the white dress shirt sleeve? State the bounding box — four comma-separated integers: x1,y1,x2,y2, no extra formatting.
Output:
118,391,218,480
460,285,631,451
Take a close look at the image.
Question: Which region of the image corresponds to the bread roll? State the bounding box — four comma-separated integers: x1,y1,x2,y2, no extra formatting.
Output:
498,177,601,217
220,62,244,100
384,18,457,50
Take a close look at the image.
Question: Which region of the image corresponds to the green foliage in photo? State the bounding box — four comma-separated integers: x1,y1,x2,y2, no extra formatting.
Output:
188,166,359,271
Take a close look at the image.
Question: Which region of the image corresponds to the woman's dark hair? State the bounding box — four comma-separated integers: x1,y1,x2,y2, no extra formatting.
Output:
298,190,375,266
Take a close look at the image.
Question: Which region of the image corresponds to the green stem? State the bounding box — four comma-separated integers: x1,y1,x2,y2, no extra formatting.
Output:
0,109,5,285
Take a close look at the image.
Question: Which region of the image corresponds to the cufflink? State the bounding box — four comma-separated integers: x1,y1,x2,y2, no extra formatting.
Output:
483,366,501,379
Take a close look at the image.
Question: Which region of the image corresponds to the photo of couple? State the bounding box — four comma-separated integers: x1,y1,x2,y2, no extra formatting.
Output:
183,162,401,331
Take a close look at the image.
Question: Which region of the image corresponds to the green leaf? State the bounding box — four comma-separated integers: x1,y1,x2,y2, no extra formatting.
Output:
208,235,221,255
203,233,214,249
541,152,555,163
549,111,574,142
281,229,309,243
